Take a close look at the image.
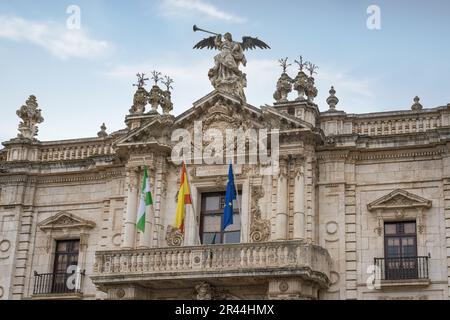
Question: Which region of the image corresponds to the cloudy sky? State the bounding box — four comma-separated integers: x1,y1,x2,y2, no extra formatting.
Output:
0,0,449,142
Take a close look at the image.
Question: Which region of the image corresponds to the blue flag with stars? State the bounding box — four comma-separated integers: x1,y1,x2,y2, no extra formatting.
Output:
222,164,236,231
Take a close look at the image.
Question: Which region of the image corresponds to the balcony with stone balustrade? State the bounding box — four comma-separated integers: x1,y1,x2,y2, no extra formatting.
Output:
90,240,332,299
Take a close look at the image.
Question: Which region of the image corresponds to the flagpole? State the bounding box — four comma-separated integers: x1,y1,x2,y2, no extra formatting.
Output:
230,159,242,219
183,160,201,245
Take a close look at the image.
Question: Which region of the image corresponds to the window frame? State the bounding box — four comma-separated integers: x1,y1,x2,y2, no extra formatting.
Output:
53,239,80,274
199,191,242,245
384,221,417,259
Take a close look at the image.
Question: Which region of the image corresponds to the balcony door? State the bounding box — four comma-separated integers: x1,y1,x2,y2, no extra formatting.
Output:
200,191,241,245
52,239,80,293
384,221,418,280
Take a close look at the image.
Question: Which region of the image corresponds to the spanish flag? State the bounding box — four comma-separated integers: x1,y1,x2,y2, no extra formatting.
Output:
174,162,192,233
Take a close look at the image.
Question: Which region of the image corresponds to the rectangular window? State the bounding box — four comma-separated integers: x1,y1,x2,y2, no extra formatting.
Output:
52,239,80,293
200,191,241,245
384,221,417,258
383,221,418,280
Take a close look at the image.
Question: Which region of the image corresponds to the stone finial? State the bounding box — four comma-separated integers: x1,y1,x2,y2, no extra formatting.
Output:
147,70,163,112
304,62,318,102
273,57,293,103
130,86,148,115
411,96,423,111
292,56,309,100
16,95,44,140
160,76,174,115
97,123,108,138
326,86,339,110
129,73,149,115
305,76,318,102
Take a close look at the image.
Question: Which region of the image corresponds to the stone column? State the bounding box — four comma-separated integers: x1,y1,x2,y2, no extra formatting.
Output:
241,179,250,243
293,161,305,239
184,183,200,246
123,168,138,249
275,157,288,240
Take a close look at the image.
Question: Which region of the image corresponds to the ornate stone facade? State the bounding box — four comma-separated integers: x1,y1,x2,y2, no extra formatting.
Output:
1,58,450,300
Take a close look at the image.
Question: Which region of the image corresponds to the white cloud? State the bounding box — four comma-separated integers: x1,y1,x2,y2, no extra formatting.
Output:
160,0,246,23
105,57,379,115
0,16,109,60
316,65,378,113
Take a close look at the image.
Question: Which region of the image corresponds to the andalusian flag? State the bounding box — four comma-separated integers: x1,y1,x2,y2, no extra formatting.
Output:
136,166,152,232
174,162,192,233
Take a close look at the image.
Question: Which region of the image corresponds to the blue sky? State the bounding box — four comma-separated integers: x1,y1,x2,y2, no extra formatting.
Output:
1,0,449,142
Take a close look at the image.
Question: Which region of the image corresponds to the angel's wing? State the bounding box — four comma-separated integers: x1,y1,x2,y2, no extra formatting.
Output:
193,36,218,50
241,36,270,50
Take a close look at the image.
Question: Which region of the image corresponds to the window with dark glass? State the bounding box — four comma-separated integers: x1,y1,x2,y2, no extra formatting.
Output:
383,221,418,279
200,191,241,245
384,221,417,258
52,240,80,292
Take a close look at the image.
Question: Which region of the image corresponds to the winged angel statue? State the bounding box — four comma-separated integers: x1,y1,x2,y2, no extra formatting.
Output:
193,25,270,101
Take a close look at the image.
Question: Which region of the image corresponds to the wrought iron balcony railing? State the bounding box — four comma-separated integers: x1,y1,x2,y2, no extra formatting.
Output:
33,271,85,295
374,256,429,281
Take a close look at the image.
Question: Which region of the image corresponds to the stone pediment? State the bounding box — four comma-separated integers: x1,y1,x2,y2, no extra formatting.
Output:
39,211,96,232
175,91,258,129
367,189,432,211
116,91,314,153
175,90,307,132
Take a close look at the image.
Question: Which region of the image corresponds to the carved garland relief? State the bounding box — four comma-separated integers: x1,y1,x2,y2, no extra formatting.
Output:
249,185,271,242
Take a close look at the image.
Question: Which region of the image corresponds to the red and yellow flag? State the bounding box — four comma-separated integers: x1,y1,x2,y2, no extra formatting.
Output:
174,162,192,233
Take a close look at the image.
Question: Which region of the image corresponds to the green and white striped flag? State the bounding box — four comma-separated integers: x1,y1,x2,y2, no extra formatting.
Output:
136,166,152,232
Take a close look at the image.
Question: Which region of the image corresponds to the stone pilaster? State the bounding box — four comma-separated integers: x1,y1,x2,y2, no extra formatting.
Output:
443,178,450,299
275,157,288,240
152,156,166,247
123,168,138,249
11,178,36,299
293,159,306,240
305,155,316,242
241,178,250,243
344,184,357,299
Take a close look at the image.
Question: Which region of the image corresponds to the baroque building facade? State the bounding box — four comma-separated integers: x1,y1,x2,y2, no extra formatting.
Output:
1,54,450,300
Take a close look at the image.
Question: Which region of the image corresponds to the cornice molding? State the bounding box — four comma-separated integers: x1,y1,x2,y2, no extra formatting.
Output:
317,146,447,161
0,168,125,184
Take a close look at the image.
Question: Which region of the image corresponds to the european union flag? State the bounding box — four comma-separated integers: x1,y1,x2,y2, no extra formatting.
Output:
222,164,236,231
